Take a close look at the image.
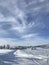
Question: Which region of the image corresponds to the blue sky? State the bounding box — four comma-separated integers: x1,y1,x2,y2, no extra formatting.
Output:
0,0,49,46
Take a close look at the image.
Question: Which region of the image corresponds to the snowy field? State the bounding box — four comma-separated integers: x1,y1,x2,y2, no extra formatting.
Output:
0,49,13,55
0,48,49,65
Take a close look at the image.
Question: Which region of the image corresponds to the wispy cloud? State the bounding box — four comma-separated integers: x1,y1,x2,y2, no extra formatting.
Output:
0,0,49,46
0,38,17,46
21,34,37,39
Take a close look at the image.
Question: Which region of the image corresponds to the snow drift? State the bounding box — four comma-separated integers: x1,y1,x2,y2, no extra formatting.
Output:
14,50,48,60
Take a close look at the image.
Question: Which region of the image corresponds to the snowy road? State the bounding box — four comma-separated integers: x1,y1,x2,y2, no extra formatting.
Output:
0,49,49,65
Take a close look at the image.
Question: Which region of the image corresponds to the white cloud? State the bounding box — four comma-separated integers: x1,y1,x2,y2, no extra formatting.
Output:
0,0,49,46
0,0,47,33
33,6,42,12
22,34,37,39
0,37,49,46
0,1,28,33
38,0,45,2
11,22,35,33
12,26,26,33
0,13,16,22
27,22,35,28
22,35,49,46
0,38,17,46
24,0,37,8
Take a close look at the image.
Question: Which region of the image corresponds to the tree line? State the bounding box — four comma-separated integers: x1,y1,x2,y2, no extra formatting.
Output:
0,44,10,49
0,45,37,50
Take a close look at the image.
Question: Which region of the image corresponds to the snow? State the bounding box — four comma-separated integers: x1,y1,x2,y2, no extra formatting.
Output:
14,50,48,60
0,49,49,65
0,49,13,55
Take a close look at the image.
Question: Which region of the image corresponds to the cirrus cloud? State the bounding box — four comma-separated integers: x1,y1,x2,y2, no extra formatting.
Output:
0,0,49,46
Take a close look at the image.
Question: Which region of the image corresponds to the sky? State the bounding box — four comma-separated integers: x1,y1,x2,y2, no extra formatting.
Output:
0,0,49,46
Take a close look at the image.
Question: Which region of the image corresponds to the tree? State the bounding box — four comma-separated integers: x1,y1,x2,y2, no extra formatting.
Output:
7,44,10,49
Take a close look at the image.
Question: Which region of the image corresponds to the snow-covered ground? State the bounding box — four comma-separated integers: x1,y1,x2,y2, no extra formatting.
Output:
0,48,49,65
14,50,48,60
0,49,13,55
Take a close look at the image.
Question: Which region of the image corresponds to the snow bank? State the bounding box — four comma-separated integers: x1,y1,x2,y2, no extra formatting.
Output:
14,50,48,60
14,50,33,57
0,49,13,55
